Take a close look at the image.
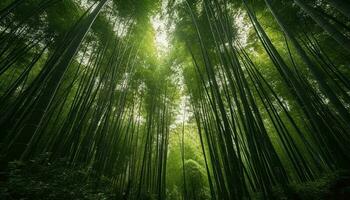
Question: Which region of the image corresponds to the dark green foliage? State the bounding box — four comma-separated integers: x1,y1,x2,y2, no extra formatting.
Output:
0,154,116,200
271,172,350,200
0,0,349,199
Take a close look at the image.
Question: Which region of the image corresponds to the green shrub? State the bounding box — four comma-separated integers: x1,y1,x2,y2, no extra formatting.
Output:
0,154,116,200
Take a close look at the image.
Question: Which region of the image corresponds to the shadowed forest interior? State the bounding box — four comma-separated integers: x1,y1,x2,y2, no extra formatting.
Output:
0,0,350,199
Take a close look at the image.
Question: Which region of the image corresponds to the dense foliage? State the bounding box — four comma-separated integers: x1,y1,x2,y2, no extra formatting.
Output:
0,0,349,199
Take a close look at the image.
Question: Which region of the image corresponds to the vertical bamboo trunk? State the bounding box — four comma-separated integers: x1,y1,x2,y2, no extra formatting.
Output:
3,0,108,161
265,0,350,125
294,0,350,52
325,0,350,19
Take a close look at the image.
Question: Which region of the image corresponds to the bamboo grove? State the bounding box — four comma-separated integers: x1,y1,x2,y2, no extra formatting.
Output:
0,0,349,199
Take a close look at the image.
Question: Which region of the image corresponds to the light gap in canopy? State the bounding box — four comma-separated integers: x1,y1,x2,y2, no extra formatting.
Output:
151,0,174,56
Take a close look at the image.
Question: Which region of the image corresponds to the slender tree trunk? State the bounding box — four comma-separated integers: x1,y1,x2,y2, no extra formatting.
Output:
0,0,26,20
325,0,350,19
265,0,350,125
294,0,350,53
3,0,108,161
